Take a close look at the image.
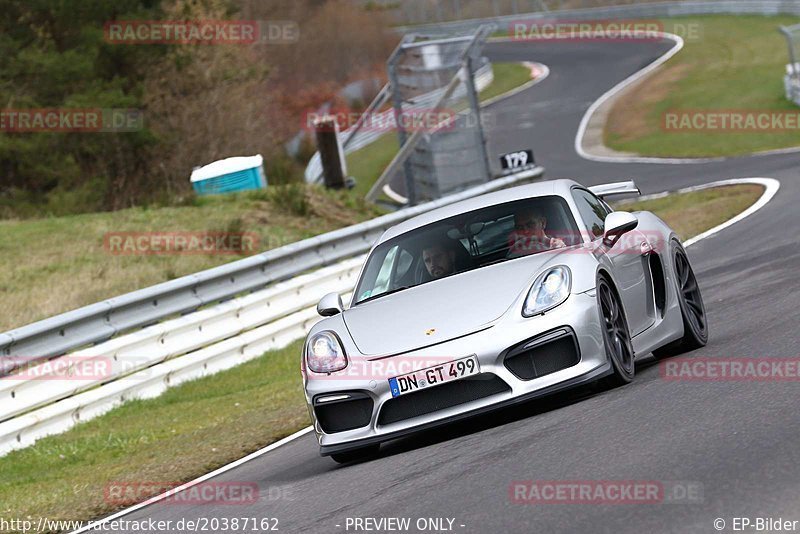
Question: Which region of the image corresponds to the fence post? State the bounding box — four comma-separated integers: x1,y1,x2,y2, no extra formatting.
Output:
465,54,492,182
314,116,347,189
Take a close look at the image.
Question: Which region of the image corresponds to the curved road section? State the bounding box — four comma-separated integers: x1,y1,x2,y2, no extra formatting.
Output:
90,39,800,534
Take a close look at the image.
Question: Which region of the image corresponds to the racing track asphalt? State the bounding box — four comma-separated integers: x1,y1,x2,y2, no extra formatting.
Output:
92,39,800,534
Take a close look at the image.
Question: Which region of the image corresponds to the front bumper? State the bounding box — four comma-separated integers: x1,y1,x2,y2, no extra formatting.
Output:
304,291,609,456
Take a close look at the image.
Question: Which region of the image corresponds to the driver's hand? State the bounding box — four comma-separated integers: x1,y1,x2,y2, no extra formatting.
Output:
550,238,566,249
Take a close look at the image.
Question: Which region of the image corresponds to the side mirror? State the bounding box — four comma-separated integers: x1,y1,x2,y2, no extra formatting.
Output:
317,292,344,317
603,211,638,247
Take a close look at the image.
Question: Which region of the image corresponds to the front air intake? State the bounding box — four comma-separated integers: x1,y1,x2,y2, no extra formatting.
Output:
314,392,374,433
377,373,510,426
503,327,580,380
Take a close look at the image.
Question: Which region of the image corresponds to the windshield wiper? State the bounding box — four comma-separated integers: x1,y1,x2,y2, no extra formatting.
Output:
356,285,412,305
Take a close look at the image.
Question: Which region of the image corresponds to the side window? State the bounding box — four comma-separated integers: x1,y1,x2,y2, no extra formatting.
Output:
393,248,413,281
475,215,515,254
371,246,398,295
572,189,611,239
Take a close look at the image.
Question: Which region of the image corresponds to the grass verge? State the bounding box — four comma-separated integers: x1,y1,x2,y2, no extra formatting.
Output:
477,62,535,103
605,15,800,157
613,184,764,240
0,183,764,533
0,186,383,332
346,62,533,196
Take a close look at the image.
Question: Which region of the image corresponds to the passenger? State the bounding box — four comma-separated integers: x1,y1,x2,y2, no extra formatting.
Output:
507,209,566,257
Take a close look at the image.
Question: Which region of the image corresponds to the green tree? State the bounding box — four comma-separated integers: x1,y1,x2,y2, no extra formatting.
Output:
0,0,163,216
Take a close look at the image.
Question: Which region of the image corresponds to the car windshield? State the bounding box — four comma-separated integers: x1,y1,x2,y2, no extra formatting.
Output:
353,196,580,305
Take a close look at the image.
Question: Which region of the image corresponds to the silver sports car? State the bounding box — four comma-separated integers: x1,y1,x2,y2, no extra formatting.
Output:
302,179,708,463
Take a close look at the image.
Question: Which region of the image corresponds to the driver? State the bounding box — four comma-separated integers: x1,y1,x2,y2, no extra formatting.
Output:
507,208,566,257
422,242,456,279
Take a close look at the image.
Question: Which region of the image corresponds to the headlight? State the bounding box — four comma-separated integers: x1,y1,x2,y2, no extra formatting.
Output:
306,331,348,373
522,266,572,317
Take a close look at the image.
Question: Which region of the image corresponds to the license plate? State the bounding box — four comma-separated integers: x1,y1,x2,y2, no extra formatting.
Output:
388,355,480,398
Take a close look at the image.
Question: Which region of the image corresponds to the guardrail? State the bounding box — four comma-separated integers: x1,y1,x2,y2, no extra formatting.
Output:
0,258,363,423
0,166,544,455
0,259,362,455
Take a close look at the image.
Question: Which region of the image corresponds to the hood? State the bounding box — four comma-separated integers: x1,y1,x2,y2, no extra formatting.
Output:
343,251,568,356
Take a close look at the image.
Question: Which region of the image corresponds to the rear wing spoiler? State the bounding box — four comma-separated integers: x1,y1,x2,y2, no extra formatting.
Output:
588,180,641,199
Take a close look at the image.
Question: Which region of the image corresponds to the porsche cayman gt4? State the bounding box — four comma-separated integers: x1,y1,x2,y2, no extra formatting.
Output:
302,179,708,463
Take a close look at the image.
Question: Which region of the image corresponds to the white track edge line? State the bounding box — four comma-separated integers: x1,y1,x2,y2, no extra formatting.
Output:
573,33,800,162
494,33,702,163
572,32,725,164
680,178,780,247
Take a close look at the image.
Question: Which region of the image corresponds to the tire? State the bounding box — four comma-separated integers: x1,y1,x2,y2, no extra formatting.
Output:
596,275,635,388
653,242,708,358
330,444,380,464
